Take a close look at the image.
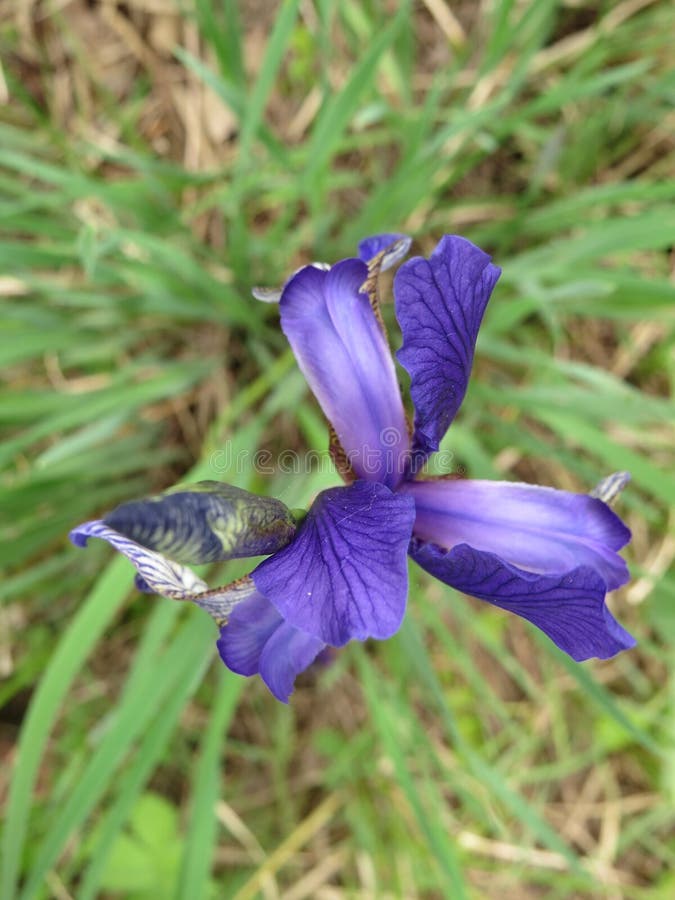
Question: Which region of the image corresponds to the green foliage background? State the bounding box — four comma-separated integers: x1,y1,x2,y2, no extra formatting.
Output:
1,0,674,897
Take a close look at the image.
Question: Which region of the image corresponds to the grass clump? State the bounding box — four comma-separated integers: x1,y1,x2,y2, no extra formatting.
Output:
1,1,674,897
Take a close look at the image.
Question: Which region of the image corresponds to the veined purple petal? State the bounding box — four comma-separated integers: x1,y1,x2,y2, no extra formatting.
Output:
394,235,501,458
69,520,207,598
71,520,255,624
252,481,416,646
402,479,631,590
217,592,325,702
358,233,412,270
280,260,410,489
259,623,325,703
410,539,635,661
217,591,284,676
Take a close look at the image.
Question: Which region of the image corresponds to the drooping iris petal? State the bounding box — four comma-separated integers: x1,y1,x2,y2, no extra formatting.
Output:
252,480,416,646
410,538,635,661
69,520,208,598
394,235,501,459
217,592,325,702
358,233,412,270
104,481,297,565
402,479,631,589
70,520,251,624
280,260,410,488
259,623,325,703
217,591,284,676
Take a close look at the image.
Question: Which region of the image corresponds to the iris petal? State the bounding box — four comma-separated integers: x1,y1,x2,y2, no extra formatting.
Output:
410,538,635,661
217,592,284,676
259,623,325,703
280,259,410,488
71,519,250,623
69,520,207,598
402,478,630,589
217,593,325,702
394,235,501,459
358,233,412,270
252,480,416,646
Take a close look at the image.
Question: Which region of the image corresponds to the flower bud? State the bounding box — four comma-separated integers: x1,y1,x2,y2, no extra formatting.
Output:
104,481,297,564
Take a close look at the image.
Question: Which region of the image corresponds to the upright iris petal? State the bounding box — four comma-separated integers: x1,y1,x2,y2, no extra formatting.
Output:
401,478,631,589
252,232,411,303
252,480,416,646
280,260,410,488
410,539,635,661
358,233,412,270
394,235,501,460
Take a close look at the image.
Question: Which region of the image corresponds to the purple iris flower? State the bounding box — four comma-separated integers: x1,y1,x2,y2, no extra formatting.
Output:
221,233,634,699
70,233,634,703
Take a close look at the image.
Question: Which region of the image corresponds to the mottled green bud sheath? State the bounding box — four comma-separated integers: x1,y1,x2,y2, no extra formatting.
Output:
104,481,297,564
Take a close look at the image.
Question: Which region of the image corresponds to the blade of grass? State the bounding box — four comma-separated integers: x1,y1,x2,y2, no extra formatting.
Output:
0,557,131,900
398,617,586,876
357,650,468,898
18,611,215,900
175,670,244,900
237,0,301,167
302,1,410,194
76,652,214,900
